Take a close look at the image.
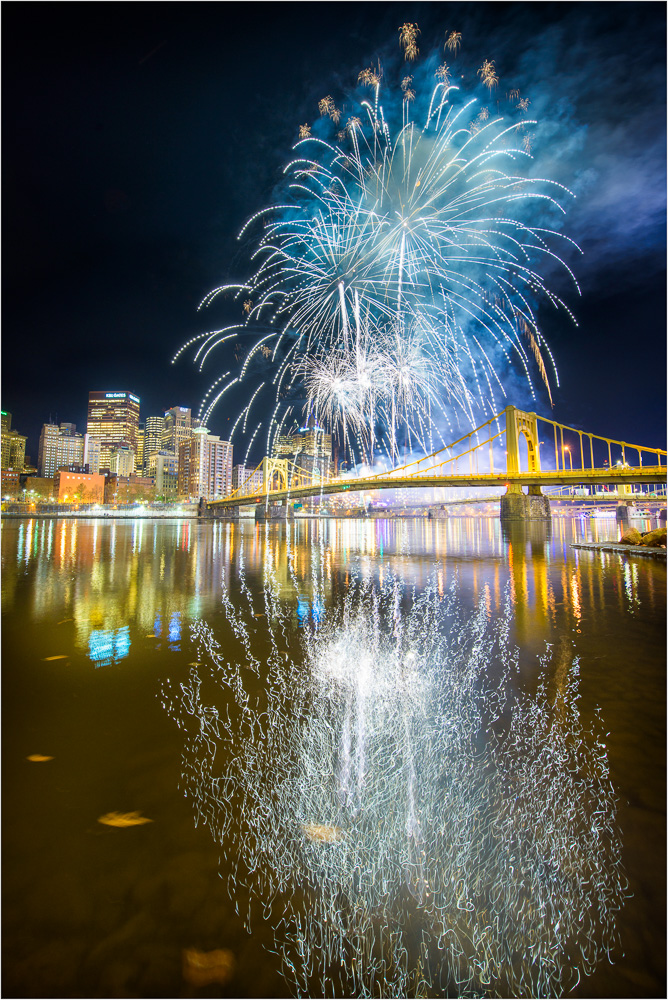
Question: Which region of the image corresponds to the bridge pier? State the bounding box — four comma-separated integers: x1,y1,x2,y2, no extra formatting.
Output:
500,485,551,522
255,503,294,522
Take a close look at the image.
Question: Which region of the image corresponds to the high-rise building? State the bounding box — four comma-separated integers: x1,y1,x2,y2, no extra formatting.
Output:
109,445,135,477
272,425,332,481
232,464,264,495
148,451,179,497
163,406,194,456
136,425,145,475
179,428,232,500
143,415,165,473
1,411,27,471
86,391,140,472
83,434,102,475
38,422,84,478
37,424,59,477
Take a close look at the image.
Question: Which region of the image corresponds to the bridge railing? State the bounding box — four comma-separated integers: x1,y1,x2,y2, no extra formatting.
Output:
534,414,666,473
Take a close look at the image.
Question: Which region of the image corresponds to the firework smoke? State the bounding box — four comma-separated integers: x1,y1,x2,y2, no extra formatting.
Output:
177,26,580,469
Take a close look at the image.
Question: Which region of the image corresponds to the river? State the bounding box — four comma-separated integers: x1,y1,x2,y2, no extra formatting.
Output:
1,515,665,998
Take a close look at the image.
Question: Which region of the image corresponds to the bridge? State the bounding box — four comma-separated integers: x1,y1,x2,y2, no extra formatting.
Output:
205,406,666,521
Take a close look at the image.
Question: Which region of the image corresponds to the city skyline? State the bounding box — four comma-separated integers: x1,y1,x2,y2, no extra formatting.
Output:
3,3,666,460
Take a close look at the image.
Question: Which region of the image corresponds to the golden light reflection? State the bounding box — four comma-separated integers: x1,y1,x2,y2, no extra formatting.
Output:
3,515,662,676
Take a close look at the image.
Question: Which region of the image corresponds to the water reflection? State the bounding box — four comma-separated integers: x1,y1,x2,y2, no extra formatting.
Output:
1,516,664,998
1,517,660,674
167,566,626,998
88,625,131,667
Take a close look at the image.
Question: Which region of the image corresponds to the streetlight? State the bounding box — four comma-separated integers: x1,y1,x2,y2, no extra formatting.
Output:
564,446,573,470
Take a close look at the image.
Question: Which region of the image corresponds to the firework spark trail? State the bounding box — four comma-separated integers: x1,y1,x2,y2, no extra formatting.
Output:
163,549,626,999
180,29,580,468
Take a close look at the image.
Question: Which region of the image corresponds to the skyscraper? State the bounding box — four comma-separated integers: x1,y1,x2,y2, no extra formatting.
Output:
109,445,135,477
143,415,165,473
83,434,102,475
38,422,84,478
86,391,140,472
37,424,59,477
163,406,193,455
179,428,233,500
232,464,264,494
272,425,333,481
1,411,27,471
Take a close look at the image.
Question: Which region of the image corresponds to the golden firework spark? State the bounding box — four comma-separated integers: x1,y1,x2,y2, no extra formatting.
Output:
243,299,252,314
298,123,311,139
517,97,531,112
478,59,499,91
398,22,420,61
435,63,451,86
445,30,462,54
358,67,380,87
508,88,521,102
519,317,551,405
318,95,341,124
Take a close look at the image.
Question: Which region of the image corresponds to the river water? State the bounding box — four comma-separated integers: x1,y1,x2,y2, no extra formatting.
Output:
1,515,665,999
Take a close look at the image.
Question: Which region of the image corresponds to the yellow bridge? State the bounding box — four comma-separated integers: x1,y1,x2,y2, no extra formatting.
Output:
207,406,666,514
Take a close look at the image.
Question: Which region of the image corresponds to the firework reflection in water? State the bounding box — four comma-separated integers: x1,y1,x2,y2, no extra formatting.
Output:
163,569,625,998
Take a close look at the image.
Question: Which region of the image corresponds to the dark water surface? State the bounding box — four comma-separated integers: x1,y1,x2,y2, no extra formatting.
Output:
1,516,665,998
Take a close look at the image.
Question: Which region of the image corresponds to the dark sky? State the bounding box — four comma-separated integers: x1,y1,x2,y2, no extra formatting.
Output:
3,2,666,463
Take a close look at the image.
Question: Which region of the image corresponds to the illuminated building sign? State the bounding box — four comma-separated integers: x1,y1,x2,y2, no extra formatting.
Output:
104,393,140,403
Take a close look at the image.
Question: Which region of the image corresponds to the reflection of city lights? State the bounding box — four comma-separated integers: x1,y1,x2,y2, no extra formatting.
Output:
168,611,182,647
88,626,130,667
167,569,626,999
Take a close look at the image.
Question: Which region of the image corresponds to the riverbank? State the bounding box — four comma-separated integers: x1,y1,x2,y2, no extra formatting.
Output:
572,541,667,559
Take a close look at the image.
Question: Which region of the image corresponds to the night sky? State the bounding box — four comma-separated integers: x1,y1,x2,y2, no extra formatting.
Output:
3,2,666,465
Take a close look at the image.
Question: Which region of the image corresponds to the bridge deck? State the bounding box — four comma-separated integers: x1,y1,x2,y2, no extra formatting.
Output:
208,467,667,508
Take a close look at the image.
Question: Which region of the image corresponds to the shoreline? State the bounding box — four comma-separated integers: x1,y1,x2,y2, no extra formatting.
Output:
572,541,667,559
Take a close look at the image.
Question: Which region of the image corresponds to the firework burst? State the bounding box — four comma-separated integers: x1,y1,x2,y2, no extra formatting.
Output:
178,28,580,470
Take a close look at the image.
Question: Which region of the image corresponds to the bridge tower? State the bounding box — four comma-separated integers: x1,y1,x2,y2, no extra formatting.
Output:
500,405,551,521
262,457,289,492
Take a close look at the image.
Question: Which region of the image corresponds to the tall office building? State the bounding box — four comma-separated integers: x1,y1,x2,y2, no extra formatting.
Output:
109,445,135,477
86,391,140,472
179,428,232,500
38,422,84,478
37,424,59,477
136,425,145,475
143,415,165,473
83,434,102,475
232,464,264,494
163,406,194,456
1,411,27,471
272,425,333,480
148,451,179,497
